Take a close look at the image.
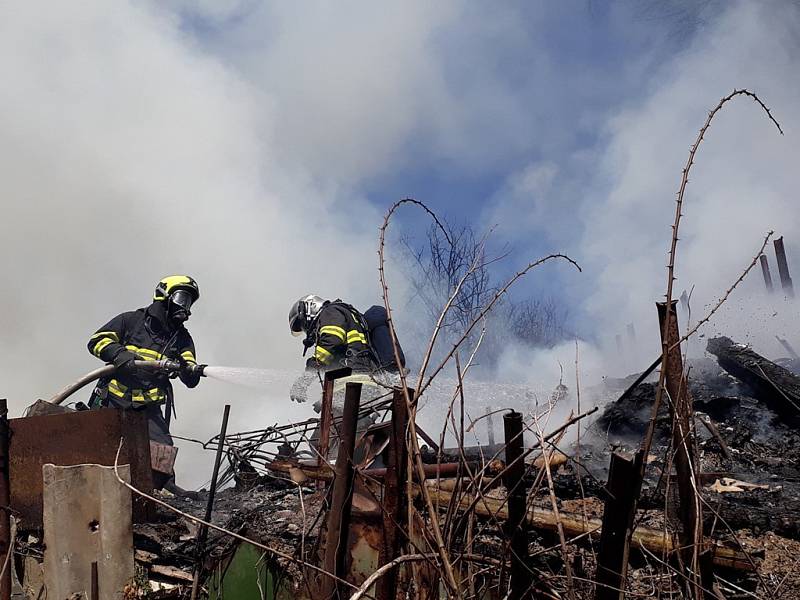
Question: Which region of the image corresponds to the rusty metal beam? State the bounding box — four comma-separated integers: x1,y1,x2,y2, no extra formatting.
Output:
503,410,531,600
377,388,410,600
595,450,643,600
9,409,153,529
657,301,705,596
774,236,795,298
191,404,230,600
320,382,361,600
318,368,353,472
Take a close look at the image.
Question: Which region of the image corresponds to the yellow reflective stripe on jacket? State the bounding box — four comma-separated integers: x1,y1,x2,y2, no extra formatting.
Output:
181,350,196,364
346,330,367,344
92,337,114,357
90,331,119,342
131,388,165,404
108,379,127,397
315,345,333,364
319,325,346,341
108,379,165,404
125,345,163,361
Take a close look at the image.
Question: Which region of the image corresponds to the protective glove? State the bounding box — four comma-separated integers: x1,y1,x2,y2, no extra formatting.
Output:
290,372,315,403
113,351,138,375
178,356,204,388
178,355,193,376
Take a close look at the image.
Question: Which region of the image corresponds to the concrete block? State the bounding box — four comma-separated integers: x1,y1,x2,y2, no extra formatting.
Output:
42,464,134,599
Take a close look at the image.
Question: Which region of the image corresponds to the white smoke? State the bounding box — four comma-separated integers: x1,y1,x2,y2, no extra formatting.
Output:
0,1,383,486
2,1,799,488
576,1,800,366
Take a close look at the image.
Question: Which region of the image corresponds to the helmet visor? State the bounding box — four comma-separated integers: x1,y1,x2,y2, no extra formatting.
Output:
170,289,195,313
290,315,304,334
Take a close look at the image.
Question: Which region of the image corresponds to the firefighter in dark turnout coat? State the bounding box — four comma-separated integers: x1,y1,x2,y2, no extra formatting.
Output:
288,295,378,403
289,295,376,373
87,275,203,445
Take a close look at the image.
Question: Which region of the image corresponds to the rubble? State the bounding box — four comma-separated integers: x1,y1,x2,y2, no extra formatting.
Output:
11,332,800,599
707,335,800,422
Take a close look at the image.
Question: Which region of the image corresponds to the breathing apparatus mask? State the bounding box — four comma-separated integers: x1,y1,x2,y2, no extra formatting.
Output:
167,289,194,325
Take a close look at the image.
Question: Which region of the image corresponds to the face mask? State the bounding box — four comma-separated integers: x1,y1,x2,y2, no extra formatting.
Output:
168,290,194,324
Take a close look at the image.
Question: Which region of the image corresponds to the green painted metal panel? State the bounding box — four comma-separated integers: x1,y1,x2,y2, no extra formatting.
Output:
206,543,275,600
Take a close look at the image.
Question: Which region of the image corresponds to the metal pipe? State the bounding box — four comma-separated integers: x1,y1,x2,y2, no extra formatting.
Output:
191,404,231,600
48,359,204,406
320,382,361,600
0,399,10,600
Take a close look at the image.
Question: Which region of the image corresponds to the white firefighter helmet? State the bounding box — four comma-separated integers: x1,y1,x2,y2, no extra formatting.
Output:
289,294,326,336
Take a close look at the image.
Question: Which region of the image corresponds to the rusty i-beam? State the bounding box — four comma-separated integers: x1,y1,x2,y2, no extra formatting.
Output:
595,450,643,600
376,388,411,600
318,367,353,473
657,301,707,597
320,382,361,600
503,410,531,600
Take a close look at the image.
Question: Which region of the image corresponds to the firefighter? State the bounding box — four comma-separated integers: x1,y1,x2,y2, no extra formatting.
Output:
87,275,205,491
289,295,376,373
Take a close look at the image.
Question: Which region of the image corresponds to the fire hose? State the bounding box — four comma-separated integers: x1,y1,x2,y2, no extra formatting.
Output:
48,359,206,406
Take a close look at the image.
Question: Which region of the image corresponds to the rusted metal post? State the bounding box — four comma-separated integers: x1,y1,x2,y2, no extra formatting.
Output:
774,236,794,298
760,254,774,293
486,406,496,446
190,404,230,600
657,301,704,596
318,367,353,469
595,450,643,600
503,410,530,600
0,399,10,600
377,388,411,600
320,382,361,600
91,561,99,600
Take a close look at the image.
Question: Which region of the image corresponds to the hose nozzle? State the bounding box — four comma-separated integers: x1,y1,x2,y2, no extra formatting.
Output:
188,363,206,377
132,359,205,377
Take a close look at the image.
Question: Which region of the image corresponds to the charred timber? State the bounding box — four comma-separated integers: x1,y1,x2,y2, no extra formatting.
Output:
431,488,755,572
267,458,504,482
707,336,800,423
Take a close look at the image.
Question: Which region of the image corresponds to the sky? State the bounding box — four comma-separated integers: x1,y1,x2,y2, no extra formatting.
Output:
1,1,799,486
